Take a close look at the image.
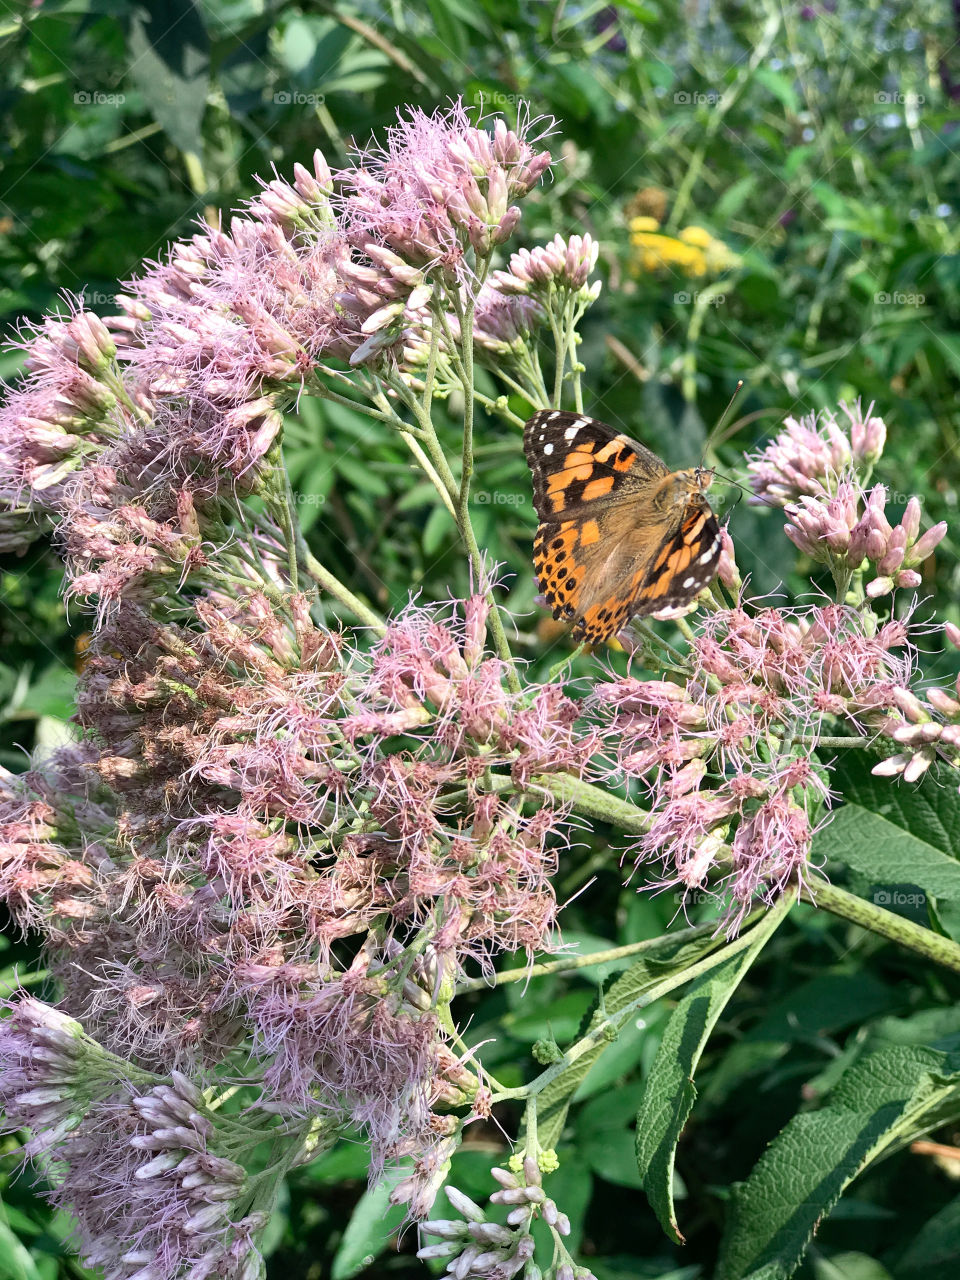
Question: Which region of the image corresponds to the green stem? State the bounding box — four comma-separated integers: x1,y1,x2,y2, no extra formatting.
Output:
804,875,960,976
300,548,386,634
806,736,872,749
495,890,795,1103
456,923,715,994
485,769,650,832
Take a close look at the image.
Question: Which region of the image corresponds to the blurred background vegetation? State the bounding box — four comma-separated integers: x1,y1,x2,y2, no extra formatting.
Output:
2,2,960,1278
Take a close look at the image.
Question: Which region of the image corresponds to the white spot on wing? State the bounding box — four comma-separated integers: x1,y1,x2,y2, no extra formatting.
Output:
564,425,580,440
543,442,554,455
682,576,697,589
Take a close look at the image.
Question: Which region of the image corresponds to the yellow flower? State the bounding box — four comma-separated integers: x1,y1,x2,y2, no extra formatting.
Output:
678,225,714,249
628,217,739,280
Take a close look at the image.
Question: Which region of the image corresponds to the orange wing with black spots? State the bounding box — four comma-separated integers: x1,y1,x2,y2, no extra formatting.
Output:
523,410,669,517
523,410,722,645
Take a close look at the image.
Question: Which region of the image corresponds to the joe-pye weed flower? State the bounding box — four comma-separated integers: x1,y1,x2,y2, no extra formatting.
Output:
1,100,959,1280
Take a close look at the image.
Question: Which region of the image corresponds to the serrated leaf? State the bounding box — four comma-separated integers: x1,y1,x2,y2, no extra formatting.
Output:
831,755,960,860
635,898,790,1243
717,1045,960,1280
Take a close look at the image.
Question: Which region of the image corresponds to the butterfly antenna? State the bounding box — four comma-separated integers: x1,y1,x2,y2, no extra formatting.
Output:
711,469,781,512
702,380,745,462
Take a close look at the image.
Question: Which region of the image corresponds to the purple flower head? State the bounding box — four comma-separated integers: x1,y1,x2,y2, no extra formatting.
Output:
337,100,553,280
0,1039,264,1280
493,232,601,301
784,476,860,560
589,595,921,928
0,300,128,547
747,400,886,507
458,283,546,357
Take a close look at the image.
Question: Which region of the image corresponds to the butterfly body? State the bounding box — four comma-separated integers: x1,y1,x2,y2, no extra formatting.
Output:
523,410,722,645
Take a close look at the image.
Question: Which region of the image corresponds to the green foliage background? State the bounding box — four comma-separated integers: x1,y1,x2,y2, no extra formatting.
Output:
2,2,960,1278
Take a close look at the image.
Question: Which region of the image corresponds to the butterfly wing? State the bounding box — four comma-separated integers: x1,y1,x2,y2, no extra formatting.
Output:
523,410,669,520
523,411,721,644
631,504,723,616
534,503,722,644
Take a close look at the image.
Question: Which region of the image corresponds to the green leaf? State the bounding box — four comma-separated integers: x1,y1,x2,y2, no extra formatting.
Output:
717,1045,960,1280
0,1201,43,1280
422,504,455,558
127,0,210,155
714,174,758,222
816,804,960,904
333,454,390,497
559,931,633,985
577,1083,647,1189
330,1179,406,1280
896,1190,960,1278
754,66,800,112
534,926,724,1150
702,971,901,1108
635,900,789,1243
812,1254,894,1280
831,755,960,861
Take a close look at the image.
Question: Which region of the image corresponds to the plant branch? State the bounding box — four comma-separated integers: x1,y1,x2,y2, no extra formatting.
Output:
804,875,960,975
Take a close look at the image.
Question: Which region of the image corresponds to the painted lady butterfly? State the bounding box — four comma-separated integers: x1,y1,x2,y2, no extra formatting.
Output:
523,410,722,644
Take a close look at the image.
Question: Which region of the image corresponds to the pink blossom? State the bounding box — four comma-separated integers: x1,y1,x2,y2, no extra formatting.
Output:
493,232,600,296
337,100,553,275
747,400,886,506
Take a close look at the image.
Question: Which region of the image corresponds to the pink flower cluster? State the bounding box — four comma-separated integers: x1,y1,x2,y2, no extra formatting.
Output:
0,588,590,1193
871,621,960,781
592,600,917,928
749,402,946,598
747,400,886,504
0,998,265,1280
419,1157,591,1280
493,232,601,297
338,102,552,273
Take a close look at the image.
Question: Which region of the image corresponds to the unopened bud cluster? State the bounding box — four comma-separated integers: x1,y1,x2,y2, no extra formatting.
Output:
419,1158,594,1280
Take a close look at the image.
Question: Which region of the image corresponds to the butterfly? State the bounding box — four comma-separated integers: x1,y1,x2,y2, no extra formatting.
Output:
522,410,723,645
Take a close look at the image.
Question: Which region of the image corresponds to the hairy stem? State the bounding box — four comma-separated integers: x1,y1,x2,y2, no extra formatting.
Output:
300,547,386,634
804,875,960,975
456,922,715,994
